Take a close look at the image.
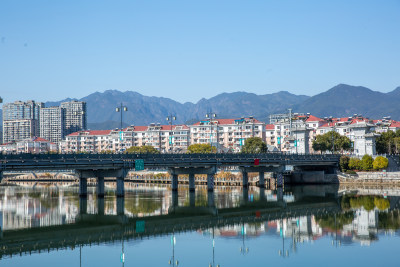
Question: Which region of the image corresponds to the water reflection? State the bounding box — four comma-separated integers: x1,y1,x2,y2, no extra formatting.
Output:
1,183,400,265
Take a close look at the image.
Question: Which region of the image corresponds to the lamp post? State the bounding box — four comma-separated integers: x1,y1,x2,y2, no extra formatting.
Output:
205,112,217,152
169,232,179,266
166,115,177,153
116,103,128,130
240,223,249,256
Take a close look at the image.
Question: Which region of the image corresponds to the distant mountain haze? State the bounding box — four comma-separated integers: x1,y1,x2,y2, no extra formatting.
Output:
1,84,400,132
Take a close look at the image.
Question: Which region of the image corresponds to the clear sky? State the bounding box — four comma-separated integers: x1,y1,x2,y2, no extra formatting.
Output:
0,0,399,104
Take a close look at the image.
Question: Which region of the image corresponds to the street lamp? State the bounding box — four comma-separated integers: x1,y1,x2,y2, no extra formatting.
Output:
166,115,177,153
240,223,249,256
205,112,217,152
116,103,128,130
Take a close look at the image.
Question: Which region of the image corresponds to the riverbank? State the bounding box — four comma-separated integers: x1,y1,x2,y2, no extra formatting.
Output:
338,171,400,185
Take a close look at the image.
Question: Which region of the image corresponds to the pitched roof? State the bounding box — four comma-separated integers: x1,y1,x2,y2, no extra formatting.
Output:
305,115,324,122
266,124,275,130
390,121,400,128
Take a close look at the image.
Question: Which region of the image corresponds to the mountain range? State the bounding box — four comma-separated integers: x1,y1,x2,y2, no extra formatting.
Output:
1,84,400,131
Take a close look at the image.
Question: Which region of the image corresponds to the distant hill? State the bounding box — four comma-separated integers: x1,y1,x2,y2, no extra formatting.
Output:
293,84,400,119
45,90,309,128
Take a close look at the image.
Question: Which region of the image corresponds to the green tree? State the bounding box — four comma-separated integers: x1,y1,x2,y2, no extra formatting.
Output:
125,145,160,154
241,137,267,153
312,131,351,153
187,143,216,153
360,154,373,171
348,157,361,170
339,155,350,172
373,156,389,170
376,130,399,154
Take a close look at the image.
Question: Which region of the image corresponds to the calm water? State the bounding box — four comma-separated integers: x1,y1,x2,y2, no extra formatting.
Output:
0,183,400,267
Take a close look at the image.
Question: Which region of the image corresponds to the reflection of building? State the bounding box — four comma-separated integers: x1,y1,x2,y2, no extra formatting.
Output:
342,208,378,246
0,188,79,230
276,216,323,242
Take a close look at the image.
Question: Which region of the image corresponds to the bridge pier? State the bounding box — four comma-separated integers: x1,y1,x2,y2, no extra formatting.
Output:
79,178,88,197
207,174,214,192
189,173,195,192
98,197,105,215
117,197,125,215
172,190,179,207
97,177,105,198
79,196,87,214
171,174,178,191
260,188,266,201
242,188,249,204
241,171,249,188
259,172,265,188
116,177,125,197
207,191,215,207
189,191,196,207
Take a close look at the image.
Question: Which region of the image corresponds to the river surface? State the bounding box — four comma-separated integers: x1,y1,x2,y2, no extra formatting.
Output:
0,183,400,266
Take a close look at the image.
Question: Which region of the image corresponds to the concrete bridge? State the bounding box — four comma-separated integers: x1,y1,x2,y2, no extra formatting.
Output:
0,191,341,259
0,153,340,197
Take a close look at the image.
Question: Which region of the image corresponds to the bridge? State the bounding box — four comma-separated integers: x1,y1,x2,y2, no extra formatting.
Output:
0,192,341,259
0,153,340,198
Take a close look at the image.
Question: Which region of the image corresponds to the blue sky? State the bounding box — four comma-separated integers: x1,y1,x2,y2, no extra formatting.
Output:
0,0,399,104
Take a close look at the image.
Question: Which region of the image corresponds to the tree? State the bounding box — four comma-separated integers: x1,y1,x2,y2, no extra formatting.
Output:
373,156,389,170
312,131,351,153
187,144,216,153
125,145,160,154
360,154,373,171
348,157,360,170
241,137,267,153
376,130,400,154
339,155,350,172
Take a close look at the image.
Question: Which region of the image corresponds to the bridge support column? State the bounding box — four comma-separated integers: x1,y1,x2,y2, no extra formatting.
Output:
97,177,105,198
172,174,178,191
258,172,265,188
275,172,283,188
189,173,195,192
97,197,105,215
207,191,215,207
116,177,125,197
117,197,125,215
79,178,88,197
207,174,214,192
79,196,87,214
277,187,283,202
172,190,179,207
260,187,266,201
242,171,248,188
242,188,249,204
189,191,196,207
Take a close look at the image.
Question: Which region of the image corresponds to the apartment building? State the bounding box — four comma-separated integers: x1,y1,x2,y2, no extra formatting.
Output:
61,124,190,153
190,117,265,152
60,101,87,136
2,100,44,143
40,107,65,143
0,137,56,154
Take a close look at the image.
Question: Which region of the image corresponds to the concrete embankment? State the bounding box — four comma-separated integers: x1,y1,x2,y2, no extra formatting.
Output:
338,171,400,185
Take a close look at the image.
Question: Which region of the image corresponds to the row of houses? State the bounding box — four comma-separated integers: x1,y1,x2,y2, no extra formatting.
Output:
2,113,400,155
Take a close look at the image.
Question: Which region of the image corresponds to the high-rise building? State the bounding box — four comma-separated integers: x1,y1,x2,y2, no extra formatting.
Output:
60,101,87,136
40,107,65,143
2,100,44,143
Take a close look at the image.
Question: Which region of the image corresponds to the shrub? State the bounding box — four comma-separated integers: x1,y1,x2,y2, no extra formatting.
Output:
345,170,357,175
360,155,373,171
348,157,360,170
373,156,389,170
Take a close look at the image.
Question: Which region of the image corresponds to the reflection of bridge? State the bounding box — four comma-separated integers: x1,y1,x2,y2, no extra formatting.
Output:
0,192,340,259
0,153,340,197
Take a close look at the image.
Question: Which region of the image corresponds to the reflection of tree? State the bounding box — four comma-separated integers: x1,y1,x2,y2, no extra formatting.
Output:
341,195,390,211
125,196,162,215
378,210,400,230
315,212,354,230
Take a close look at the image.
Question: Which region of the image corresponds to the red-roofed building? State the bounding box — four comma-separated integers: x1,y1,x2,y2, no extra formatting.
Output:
190,117,265,152
61,124,190,153
0,137,56,154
